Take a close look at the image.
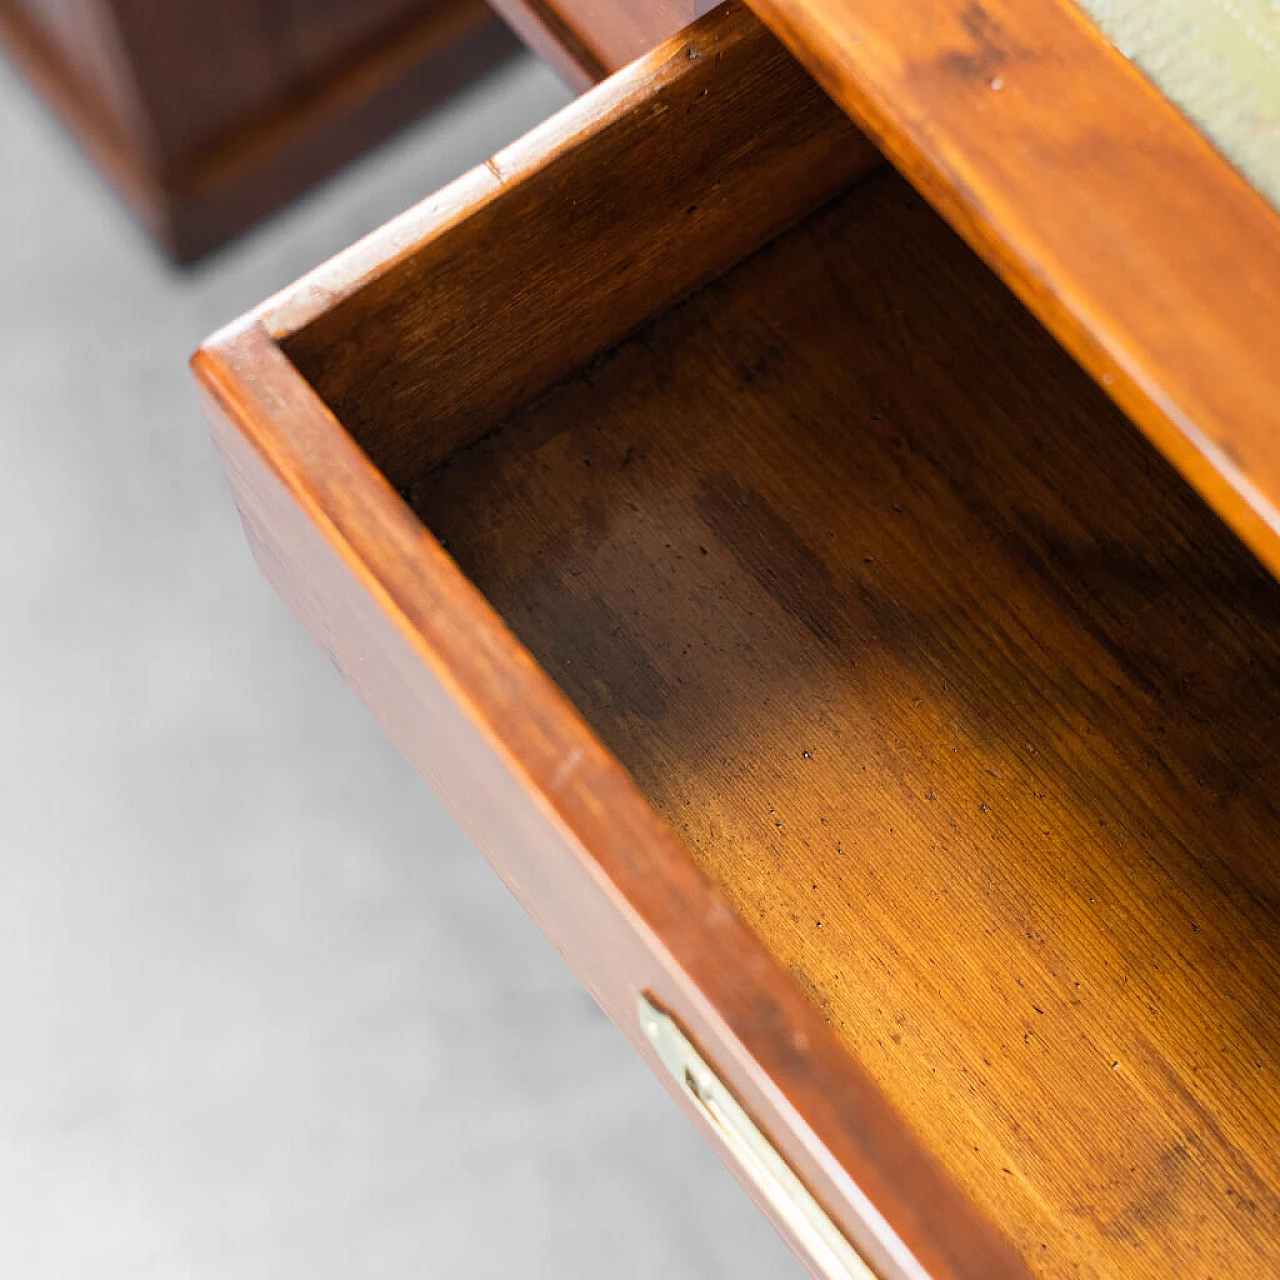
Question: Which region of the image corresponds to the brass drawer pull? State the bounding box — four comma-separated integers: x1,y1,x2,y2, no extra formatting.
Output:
638,995,878,1280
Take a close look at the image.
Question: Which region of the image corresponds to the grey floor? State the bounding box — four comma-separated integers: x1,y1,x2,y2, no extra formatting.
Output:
0,50,802,1280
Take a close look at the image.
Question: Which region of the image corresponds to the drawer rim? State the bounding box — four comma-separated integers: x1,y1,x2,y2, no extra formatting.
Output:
193,10,1034,1280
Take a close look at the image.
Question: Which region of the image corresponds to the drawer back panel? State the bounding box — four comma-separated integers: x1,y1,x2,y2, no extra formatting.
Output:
282,8,880,492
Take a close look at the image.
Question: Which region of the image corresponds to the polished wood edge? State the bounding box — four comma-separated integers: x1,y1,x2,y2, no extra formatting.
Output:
0,0,520,262
250,3,774,340
744,0,1280,580
192,314,1032,1280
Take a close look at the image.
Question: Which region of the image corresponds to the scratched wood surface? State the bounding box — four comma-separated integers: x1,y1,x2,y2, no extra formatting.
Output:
411,170,1280,1280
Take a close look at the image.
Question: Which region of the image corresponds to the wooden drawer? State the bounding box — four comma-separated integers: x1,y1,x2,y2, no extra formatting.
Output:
193,7,1280,1277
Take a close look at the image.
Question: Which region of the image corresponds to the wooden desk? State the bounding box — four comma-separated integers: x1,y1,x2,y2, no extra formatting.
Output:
0,0,520,260
193,5,1280,1276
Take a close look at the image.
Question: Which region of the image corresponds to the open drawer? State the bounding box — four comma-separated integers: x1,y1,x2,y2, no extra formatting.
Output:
193,7,1280,1278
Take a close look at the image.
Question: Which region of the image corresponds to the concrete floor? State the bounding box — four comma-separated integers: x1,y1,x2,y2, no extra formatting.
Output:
0,50,802,1279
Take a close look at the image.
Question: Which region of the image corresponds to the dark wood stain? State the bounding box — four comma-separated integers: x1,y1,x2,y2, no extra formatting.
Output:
938,2,1014,82
694,471,848,648
512,575,672,724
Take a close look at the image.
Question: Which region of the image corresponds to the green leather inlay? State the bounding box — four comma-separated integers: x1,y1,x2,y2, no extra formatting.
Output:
1078,0,1280,208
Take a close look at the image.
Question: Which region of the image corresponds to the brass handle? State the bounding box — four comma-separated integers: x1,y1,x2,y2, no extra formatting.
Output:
638,995,880,1280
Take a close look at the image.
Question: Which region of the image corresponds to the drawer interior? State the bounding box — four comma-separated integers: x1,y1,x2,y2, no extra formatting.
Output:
280,29,1280,1280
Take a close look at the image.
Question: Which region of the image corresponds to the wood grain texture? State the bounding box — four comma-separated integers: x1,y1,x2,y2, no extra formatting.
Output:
741,0,1280,581
282,7,879,492
199,325,1020,1280
0,0,518,260
411,170,1280,1280
195,11,1031,1279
